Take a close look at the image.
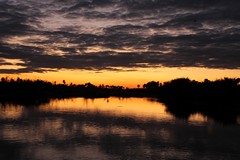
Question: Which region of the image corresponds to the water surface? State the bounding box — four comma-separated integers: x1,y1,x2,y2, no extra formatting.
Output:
0,97,240,160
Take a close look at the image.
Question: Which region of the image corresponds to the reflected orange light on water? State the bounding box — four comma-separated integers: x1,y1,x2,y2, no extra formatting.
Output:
39,97,209,123
0,104,24,119
39,97,174,121
189,113,208,123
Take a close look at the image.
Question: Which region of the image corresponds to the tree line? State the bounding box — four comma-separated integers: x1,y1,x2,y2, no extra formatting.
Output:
1,77,240,98
1,77,240,123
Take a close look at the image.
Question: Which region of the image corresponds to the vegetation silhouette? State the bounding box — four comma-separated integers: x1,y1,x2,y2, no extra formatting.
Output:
157,78,240,124
1,77,240,124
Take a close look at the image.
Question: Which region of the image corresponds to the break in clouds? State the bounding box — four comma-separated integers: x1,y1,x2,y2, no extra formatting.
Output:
0,0,240,73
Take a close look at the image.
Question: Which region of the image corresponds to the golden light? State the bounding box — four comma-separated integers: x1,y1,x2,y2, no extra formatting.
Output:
0,58,26,70
39,97,174,121
0,104,24,119
2,67,240,88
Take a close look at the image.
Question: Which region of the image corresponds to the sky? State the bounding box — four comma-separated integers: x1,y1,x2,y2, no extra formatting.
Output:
0,0,240,87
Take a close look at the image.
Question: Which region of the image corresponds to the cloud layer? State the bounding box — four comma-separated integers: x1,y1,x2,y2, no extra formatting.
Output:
0,0,240,73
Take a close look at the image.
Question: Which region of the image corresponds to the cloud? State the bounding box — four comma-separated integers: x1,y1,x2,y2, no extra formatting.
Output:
0,0,240,73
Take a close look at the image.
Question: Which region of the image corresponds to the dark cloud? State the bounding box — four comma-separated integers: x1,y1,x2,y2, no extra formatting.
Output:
0,0,240,73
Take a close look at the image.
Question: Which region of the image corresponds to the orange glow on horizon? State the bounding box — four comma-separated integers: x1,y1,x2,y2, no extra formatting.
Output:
1,67,240,88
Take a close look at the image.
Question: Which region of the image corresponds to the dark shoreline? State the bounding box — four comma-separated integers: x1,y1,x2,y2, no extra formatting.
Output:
1,77,240,124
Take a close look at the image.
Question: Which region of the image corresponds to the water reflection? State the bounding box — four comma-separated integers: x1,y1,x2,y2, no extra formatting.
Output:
0,97,240,160
39,97,174,121
0,104,24,119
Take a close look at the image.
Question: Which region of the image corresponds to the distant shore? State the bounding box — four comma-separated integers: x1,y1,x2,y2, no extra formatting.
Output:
1,77,240,124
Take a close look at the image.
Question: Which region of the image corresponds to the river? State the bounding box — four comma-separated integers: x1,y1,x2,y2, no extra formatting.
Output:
0,97,240,160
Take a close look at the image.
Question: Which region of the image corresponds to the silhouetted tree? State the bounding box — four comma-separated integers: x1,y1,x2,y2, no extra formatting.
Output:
143,81,160,89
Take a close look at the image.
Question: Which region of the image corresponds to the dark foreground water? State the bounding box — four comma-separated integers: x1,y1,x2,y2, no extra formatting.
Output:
0,97,240,160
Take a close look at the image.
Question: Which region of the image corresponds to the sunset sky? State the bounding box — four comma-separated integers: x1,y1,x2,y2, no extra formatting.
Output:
0,0,240,87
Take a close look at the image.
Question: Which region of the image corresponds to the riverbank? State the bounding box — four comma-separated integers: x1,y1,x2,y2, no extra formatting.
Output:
1,77,240,124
